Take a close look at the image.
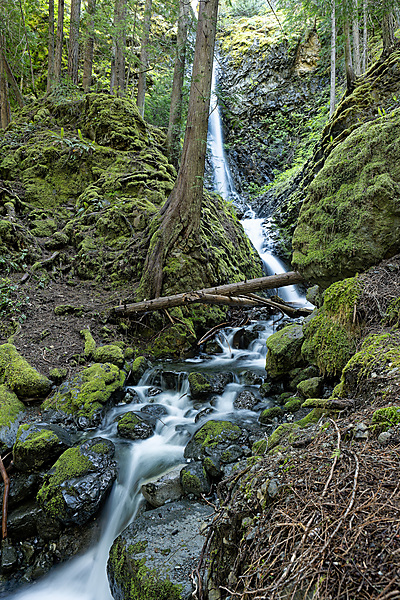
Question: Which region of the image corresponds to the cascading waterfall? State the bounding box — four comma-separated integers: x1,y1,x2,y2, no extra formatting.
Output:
8,54,308,600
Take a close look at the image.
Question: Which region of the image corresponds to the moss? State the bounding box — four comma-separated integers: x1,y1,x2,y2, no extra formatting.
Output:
188,372,212,399
193,420,241,448
0,343,52,399
181,471,202,493
267,423,295,451
0,385,25,430
130,356,151,384
252,438,268,455
81,329,96,359
42,362,125,421
48,367,68,384
371,406,400,431
259,406,283,423
129,541,148,554
297,376,323,399
94,344,125,368
265,324,304,378
267,409,324,450
145,323,197,360
323,277,363,325
36,446,94,518
13,425,63,472
90,442,110,454
283,398,303,412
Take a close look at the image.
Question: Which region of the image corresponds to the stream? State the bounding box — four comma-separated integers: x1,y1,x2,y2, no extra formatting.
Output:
9,62,307,600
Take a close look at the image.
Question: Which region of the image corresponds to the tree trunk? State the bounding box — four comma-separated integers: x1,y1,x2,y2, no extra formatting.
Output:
111,0,127,97
362,0,368,72
344,18,355,90
382,10,395,56
55,0,64,83
47,0,56,92
82,0,96,92
352,0,361,76
329,0,336,118
136,0,152,116
68,0,81,84
0,34,11,129
18,0,36,93
4,57,24,107
166,0,190,168
137,0,219,300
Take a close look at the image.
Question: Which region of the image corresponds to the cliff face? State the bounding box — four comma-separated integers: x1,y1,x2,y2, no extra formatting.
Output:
216,12,330,212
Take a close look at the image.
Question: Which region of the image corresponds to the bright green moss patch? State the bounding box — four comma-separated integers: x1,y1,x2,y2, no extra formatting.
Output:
0,343,52,398
259,406,283,423
265,324,304,378
94,345,125,368
81,329,96,359
323,277,363,325
252,439,268,455
284,398,303,412
194,420,241,448
188,372,212,399
371,406,400,431
0,385,25,429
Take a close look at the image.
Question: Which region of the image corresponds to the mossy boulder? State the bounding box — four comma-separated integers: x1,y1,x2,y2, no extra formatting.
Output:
36,437,116,525
297,377,323,399
42,363,125,428
267,409,324,451
107,500,211,600
188,372,213,400
13,424,67,473
129,356,151,385
371,406,400,432
0,344,52,399
94,344,125,368
117,412,154,440
265,324,304,378
292,106,400,286
180,463,210,497
80,329,96,359
259,406,283,424
184,420,242,461
283,397,303,413
0,385,26,452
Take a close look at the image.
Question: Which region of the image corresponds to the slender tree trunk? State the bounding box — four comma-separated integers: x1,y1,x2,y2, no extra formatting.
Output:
0,34,11,129
47,0,56,92
137,0,152,116
137,0,219,300
329,0,336,118
167,0,190,168
382,10,395,56
344,18,355,90
352,0,361,76
55,0,64,82
4,58,24,107
82,0,96,91
68,0,81,84
18,0,36,93
111,0,127,97
362,0,368,72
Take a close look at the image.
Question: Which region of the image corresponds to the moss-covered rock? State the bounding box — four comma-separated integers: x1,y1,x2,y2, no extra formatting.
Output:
117,412,154,440
265,324,304,378
13,424,67,472
188,372,213,400
0,343,52,399
371,406,400,432
293,106,400,286
184,420,242,461
36,437,116,525
129,356,151,384
180,463,210,497
283,397,303,412
42,363,125,428
297,376,323,399
80,329,96,359
0,385,26,452
94,344,125,368
259,406,283,423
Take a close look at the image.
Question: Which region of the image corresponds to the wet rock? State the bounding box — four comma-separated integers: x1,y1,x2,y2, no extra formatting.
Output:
232,328,258,349
259,406,283,424
141,464,185,507
240,370,264,385
180,463,210,497
8,502,41,540
1,473,40,509
297,376,323,399
13,423,68,473
147,386,162,397
1,539,18,574
209,372,235,394
122,388,140,404
108,500,212,600
184,420,242,461
188,372,213,400
140,404,168,419
220,444,244,464
265,324,304,378
0,344,52,399
194,407,215,423
234,390,258,410
117,412,155,440
127,356,151,385
0,385,26,453
259,381,273,397
151,370,184,389
36,437,117,526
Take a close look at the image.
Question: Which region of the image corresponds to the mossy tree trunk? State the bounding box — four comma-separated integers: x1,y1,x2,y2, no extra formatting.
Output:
111,0,127,97
137,0,219,300
344,17,355,90
137,0,152,116
0,34,11,129
382,10,395,55
68,0,81,84
47,0,55,92
82,0,96,92
167,0,191,169
362,0,368,72
54,0,64,83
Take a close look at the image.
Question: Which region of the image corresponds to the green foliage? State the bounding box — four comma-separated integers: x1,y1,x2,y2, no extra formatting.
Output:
226,0,268,18
0,278,29,332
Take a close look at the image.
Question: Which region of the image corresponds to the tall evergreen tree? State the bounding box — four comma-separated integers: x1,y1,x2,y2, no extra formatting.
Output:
68,0,81,84
82,0,96,92
137,0,152,116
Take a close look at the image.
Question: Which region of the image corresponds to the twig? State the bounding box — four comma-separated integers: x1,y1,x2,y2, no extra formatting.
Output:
0,455,10,539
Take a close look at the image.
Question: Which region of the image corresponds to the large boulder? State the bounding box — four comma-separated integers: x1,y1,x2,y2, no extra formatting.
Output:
184,420,242,461
36,437,117,525
42,363,125,429
0,344,52,399
265,324,304,378
141,464,185,508
0,385,26,453
13,424,68,473
107,500,212,600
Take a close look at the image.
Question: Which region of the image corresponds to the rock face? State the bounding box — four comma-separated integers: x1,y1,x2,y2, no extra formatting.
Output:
36,437,117,525
107,500,212,600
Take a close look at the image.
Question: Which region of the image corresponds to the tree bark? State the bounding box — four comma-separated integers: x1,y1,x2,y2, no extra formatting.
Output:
47,0,56,92
137,0,219,300
0,456,9,539
4,57,24,107
68,0,81,84
382,10,395,56
82,0,96,92
344,18,355,90
0,34,11,129
329,0,336,118
167,0,190,168
352,0,361,76
115,271,305,315
136,0,152,115
362,0,368,72
18,0,36,93
55,0,64,83
111,0,127,97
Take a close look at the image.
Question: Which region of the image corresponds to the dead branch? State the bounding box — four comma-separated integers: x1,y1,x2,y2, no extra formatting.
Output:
0,455,10,539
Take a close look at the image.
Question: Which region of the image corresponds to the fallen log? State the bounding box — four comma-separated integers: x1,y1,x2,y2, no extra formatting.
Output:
114,271,305,315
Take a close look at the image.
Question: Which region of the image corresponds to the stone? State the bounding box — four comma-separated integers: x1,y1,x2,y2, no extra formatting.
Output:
188,372,213,400
13,424,68,473
94,344,125,368
297,376,323,399
117,412,155,440
234,390,258,410
127,356,151,384
0,344,52,399
259,406,283,424
141,465,185,507
0,385,26,453
265,324,304,378
107,500,212,600
180,463,210,497
184,420,242,461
